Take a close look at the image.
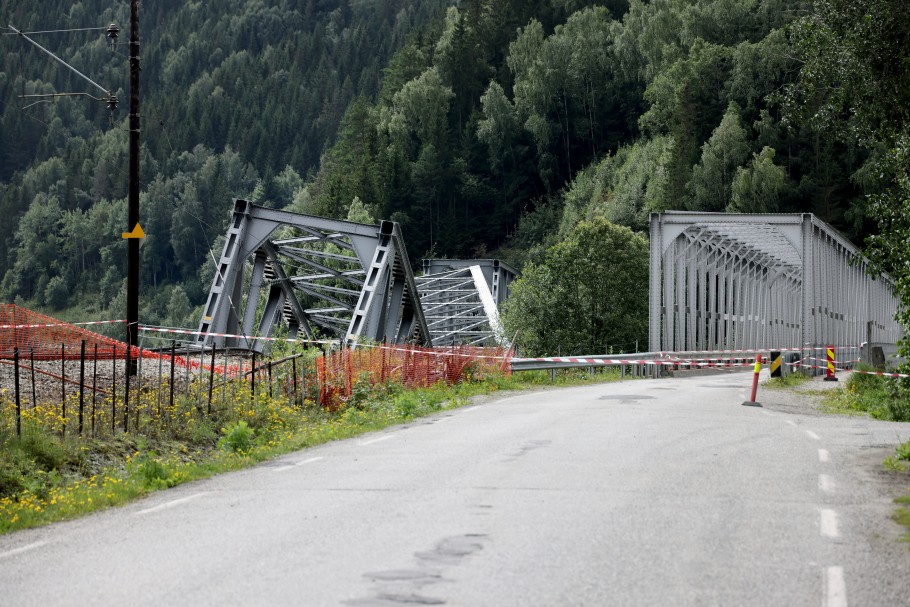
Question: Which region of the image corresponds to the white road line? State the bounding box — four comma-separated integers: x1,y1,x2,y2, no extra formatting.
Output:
806,430,821,440
819,474,835,493
760,410,774,416
820,509,840,538
819,449,830,463
825,566,848,607
136,492,207,516
358,435,395,446
0,540,48,560
461,406,480,412
785,420,797,427
274,456,323,473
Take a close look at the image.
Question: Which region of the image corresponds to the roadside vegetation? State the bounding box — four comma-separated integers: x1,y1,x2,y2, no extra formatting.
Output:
884,442,910,545
820,365,910,422
0,367,620,535
763,372,813,390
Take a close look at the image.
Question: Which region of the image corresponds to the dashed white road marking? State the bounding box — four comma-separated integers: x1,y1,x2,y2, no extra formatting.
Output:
820,509,840,538
819,474,835,493
0,540,48,560
136,492,207,516
358,435,395,447
825,566,848,607
819,449,830,463
785,420,797,427
461,406,480,413
806,430,821,440
274,456,323,473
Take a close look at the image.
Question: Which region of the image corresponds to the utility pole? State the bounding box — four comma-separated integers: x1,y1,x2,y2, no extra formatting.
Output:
126,0,140,374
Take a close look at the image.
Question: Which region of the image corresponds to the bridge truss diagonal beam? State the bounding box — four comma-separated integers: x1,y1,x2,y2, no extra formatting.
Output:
649,212,902,355
196,199,430,351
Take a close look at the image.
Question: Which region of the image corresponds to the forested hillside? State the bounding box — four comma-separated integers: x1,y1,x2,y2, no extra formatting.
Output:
0,0,451,325
0,0,903,335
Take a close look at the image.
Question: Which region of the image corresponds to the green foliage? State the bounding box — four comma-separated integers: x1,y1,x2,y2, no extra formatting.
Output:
823,367,910,421
1,0,900,343
728,146,790,213
217,421,255,455
502,217,648,356
788,0,910,353
884,440,910,473
689,105,750,211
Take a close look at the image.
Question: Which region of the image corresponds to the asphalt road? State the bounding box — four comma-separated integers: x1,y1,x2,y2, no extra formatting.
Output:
2,372,910,606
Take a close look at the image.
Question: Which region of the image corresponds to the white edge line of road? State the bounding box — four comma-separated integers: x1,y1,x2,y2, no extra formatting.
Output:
819,448,830,463
461,406,480,412
825,566,848,607
136,492,207,516
786,419,798,427
358,435,395,447
274,456,323,473
820,508,840,538
0,540,49,560
806,430,821,440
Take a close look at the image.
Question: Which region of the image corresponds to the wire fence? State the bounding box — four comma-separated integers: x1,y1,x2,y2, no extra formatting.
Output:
0,341,320,439
0,305,513,439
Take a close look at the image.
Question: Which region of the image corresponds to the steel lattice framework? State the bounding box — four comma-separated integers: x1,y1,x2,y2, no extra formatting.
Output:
416,259,516,346
649,212,902,353
197,200,429,350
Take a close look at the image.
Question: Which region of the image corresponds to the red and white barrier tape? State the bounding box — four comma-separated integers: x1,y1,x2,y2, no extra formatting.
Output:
358,341,512,361
514,356,756,367
662,345,864,357
0,319,126,330
786,360,910,379
138,325,334,345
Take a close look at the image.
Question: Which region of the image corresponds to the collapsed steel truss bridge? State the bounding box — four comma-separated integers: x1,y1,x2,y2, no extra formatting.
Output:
196,200,512,351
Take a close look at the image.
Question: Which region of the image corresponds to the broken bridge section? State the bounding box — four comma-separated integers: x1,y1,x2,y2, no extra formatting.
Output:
196,199,430,351
417,259,517,347
649,212,902,354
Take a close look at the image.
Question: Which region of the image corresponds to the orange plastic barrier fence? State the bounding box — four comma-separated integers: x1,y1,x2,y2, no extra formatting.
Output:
0,305,208,372
0,304,138,360
317,344,512,410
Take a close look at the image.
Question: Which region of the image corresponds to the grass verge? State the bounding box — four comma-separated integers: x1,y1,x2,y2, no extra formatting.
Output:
763,372,813,390
820,364,910,420
885,440,910,546
0,367,620,535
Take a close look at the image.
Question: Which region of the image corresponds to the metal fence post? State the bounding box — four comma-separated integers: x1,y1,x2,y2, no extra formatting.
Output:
207,346,216,415
169,340,177,413
124,343,131,433
92,344,98,438
60,343,66,437
79,340,86,436
14,347,21,438
29,348,36,408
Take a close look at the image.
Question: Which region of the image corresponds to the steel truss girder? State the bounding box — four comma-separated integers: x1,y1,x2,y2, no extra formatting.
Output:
197,199,430,351
649,212,902,354
416,264,509,347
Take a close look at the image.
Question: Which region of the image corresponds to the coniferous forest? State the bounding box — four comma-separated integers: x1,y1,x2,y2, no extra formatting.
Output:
0,0,907,340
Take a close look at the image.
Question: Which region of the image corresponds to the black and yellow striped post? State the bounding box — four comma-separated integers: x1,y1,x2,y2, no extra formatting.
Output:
824,345,838,382
770,351,782,378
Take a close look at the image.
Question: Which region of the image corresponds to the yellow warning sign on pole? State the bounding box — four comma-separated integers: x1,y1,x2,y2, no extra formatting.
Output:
121,223,145,239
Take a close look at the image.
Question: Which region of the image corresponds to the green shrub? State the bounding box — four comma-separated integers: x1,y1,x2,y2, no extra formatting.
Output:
217,421,255,454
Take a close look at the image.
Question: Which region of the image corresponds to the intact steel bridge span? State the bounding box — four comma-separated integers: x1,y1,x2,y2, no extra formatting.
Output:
648,212,902,361
195,199,513,351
